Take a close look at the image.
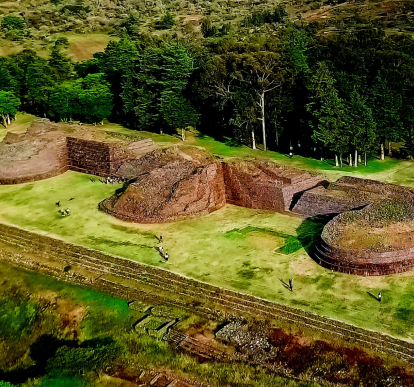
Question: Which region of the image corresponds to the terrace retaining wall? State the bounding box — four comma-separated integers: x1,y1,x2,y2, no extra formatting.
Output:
312,237,414,276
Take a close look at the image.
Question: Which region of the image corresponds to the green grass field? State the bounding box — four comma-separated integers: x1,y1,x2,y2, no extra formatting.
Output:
0,113,36,141
0,33,116,62
2,115,414,341
1,171,414,341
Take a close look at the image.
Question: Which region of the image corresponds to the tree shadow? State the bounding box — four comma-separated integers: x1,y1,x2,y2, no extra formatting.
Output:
367,292,380,302
296,214,338,254
0,334,74,384
0,335,116,385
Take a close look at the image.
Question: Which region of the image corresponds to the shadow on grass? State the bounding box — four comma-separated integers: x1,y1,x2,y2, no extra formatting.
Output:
367,292,380,302
296,214,338,254
0,335,116,385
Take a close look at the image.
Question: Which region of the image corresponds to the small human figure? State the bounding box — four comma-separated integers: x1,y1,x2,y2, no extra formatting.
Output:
65,208,70,216
59,209,65,217
159,235,163,243
90,178,95,183
56,201,60,207
164,252,169,261
378,292,382,302
289,278,293,291
159,246,164,255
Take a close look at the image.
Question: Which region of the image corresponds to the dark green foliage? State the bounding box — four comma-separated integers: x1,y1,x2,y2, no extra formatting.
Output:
39,377,86,387
241,5,287,28
0,299,37,339
156,12,175,30
45,338,121,377
1,15,27,40
46,82,80,121
1,16,25,31
120,12,140,37
0,20,414,162
201,18,230,38
121,42,198,131
159,91,199,129
78,73,113,123
49,41,73,81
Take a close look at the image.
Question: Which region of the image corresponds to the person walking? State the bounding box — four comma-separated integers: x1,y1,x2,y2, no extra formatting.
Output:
289,278,293,291
65,208,70,216
159,246,164,255
164,252,169,261
378,292,382,302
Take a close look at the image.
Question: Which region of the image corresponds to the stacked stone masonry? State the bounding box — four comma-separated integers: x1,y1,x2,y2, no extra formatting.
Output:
222,161,323,212
1,223,414,363
294,177,414,276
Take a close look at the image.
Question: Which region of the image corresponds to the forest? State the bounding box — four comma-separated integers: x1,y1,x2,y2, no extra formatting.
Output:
1,6,414,166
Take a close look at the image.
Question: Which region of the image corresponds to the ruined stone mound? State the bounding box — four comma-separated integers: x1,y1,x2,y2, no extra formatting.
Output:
310,178,414,275
292,176,414,217
0,118,159,183
223,159,323,212
101,154,324,223
100,147,226,223
0,119,68,184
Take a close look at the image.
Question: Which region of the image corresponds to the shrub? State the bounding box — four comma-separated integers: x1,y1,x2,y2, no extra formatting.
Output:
241,5,287,28
156,11,175,29
1,15,26,31
0,299,37,339
46,338,121,377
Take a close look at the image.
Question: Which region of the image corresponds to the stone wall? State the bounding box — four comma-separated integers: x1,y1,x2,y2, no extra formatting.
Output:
222,161,323,213
67,137,112,177
292,186,371,216
312,237,414,276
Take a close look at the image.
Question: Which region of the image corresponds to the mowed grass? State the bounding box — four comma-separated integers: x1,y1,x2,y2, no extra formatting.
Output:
188,133,411,185
0,33,117,62
0,112,37,141
1,172,414,340
58,33,117,61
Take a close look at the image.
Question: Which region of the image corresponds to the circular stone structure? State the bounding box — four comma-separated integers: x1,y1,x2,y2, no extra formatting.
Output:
313,199,414,275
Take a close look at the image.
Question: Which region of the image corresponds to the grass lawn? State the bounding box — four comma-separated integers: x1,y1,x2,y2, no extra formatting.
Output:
188,133,411,185
0,33,117,62
0,113,37,141
1,171,414,341
57,33,117,61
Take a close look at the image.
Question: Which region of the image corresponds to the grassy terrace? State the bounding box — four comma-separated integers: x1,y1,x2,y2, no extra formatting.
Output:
1,116,414,341
0,33,116,61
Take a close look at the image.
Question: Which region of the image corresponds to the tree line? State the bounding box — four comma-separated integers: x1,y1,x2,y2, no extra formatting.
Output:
1,14,414,165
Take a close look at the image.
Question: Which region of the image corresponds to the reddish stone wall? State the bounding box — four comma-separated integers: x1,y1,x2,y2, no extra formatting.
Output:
0,166,69,185
313,237,414,276
222,162,286,212
222,161,323,213
67,137,112,177
100,162,226,223
292,186,371,216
